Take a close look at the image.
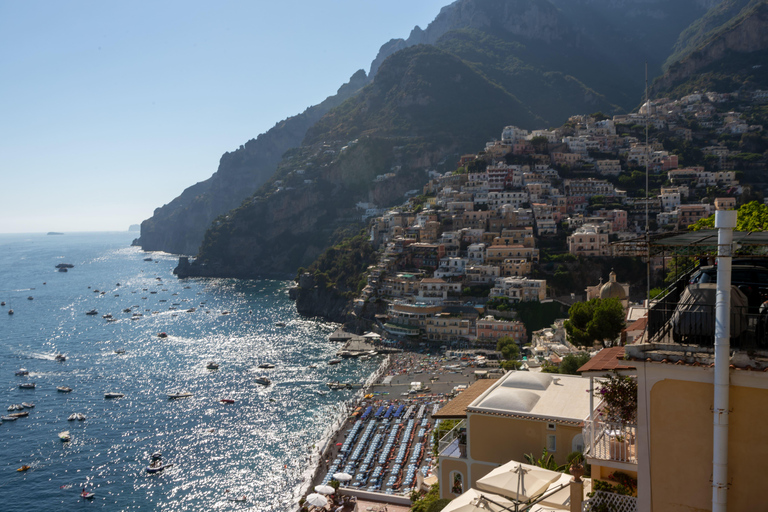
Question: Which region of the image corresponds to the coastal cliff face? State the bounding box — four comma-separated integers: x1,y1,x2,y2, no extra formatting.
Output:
654,2,768,94
133,70,370,255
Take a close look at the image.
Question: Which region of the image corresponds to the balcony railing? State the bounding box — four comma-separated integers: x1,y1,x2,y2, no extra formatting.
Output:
583,418,637,465
437,420,467,459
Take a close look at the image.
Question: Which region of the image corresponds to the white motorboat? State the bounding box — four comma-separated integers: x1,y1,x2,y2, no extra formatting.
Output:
19,383,36,389
7,404,23,411
57,386,73,393
1,415,17,421
81,491,95,499
308,364,318,369
59,431,71,442
21,402,34,408
77,413,86,421
68,413,78,421
255,376,271,386
104,392,124,399
327,359,342,365
167,392,193,399
257,363,275,369
15,368,29,376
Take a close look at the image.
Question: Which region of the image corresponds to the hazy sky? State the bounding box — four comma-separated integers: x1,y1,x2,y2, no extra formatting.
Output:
0,0,450,234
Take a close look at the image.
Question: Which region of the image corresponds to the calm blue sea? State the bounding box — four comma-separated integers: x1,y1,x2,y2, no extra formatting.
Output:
0,232,378,511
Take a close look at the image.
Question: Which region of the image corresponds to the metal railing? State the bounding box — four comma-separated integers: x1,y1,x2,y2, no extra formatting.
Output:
583,419,638,464
437,420,467,459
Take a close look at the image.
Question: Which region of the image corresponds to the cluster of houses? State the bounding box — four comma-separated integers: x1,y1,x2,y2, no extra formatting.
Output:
352,89,766,351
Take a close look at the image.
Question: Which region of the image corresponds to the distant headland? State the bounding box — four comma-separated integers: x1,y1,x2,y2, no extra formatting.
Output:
47,232,64,235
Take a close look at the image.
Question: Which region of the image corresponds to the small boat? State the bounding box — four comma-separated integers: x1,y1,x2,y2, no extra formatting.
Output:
167,392,193,399
102,313,112,319
308,364,318,369
115,349,126,354
59,431,71,442
7,404,23,411
104,392,124,399
151,452,162,460
57,386,73,393
54,353,66,362
220,398,235,404
0,301,4,305
255,376,271,386
206,361,219,370
15,368,29,376
157,332,168,338
143,257,153,261
327,359,342,365
146,461,174,473
77,413,86,421
1,415,17,421
21,402,34,408
19,383,36,389
81,491,95,499
9,411,29,418
227,496,248,502
17,465,31,472
85,309,98,315
8,309,13,315
27,296,33,300
275,322,286,327
122,308,131,313
68,413,78,421
258,363,275,369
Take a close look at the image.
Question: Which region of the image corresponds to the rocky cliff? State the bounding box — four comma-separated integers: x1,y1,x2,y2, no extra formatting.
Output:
654,1,768,94
133,70,370,255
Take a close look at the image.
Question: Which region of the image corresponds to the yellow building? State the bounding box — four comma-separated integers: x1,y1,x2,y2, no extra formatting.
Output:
435,372,591,500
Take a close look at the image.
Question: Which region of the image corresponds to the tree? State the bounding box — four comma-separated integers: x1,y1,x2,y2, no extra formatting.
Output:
559,353,592,375
496,336,520,360
690,200,768,232
564,298,625,348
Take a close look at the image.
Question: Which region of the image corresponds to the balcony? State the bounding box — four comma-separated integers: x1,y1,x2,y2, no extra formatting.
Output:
438,420,467,459
583,416,638,465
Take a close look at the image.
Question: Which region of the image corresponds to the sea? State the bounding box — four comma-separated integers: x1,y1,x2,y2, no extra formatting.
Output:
0,232,381,511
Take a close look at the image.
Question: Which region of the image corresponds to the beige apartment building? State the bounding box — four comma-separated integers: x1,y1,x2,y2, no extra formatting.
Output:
435,372,591,500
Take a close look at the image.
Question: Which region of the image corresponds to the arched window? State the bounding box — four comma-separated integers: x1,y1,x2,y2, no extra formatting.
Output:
450,471,464,495
572,433,585,454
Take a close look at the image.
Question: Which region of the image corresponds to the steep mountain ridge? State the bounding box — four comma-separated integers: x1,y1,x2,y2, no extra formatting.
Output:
654,1,768,95
133,70,370,255
179,45,543,277
140,0,750,261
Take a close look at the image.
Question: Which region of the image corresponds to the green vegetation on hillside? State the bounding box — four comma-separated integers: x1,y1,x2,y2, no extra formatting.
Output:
297,229,377,297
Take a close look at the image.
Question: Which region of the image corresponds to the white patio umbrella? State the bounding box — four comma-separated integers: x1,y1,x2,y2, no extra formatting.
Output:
535,473,572,509
314,484,335,495
305,493,328,508
476,461,562,502
441,488,516,512
332,472,352,482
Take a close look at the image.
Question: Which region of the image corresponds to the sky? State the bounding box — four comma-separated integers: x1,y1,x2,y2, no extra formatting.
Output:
0,0,451,234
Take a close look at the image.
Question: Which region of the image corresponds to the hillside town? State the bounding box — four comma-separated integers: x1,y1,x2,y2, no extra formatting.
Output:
343,90,768,360
295,89,768,512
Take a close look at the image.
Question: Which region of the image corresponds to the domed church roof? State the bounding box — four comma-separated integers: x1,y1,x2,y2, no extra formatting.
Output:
599,270,627,300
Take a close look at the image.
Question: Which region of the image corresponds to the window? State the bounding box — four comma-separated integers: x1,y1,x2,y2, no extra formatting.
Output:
450,471,464,495
547,434,557,452
547,423,556,431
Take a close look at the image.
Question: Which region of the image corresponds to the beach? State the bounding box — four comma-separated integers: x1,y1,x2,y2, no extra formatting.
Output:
302,348,494,509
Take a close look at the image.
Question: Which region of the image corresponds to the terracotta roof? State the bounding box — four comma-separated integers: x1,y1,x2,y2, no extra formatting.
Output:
624,316,647,332
432,379,499,419
577,346,632,373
